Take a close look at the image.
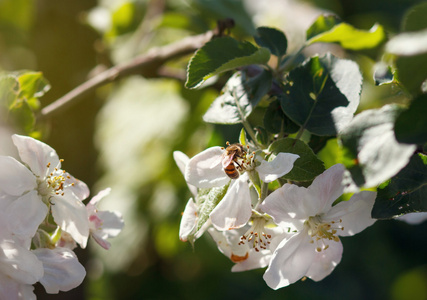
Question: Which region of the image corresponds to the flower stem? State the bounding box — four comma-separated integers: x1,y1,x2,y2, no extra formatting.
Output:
231,87,263,149
255,182,269,210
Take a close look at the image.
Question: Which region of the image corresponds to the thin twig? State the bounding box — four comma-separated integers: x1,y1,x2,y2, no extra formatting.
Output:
39,30,215,119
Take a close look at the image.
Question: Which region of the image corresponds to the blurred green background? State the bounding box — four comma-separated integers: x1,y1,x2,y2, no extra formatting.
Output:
1,0,427,299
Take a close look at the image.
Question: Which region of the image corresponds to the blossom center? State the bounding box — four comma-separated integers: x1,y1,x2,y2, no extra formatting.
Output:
38,160,74,199
239,217,271,252
305,215,343,252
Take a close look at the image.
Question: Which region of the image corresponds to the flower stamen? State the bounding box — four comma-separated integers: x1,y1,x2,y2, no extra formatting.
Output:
39,159,75,199
306,216,343,252
239,217,271,252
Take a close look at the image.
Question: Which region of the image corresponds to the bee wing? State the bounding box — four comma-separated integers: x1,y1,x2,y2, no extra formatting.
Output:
222,153,235,168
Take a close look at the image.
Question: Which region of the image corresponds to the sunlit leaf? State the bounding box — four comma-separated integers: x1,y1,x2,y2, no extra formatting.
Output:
18,71,50,107
372,153,427,219
279,53,362,136
317,138,343,169
202,70,272,124
339,104,417,188
185,36,270,89
268,138,325,181
386,29,427,56
306,14,341,40
0,74,19,108
108,1,136,38
307,22,386,50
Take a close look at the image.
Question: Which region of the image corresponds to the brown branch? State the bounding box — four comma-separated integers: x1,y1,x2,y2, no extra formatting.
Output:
39,30,215,118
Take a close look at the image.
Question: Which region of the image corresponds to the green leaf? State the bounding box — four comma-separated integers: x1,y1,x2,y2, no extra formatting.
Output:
394,95,427,145
203,70,272,124
268,138,325,181
0,71,49,134
339,104,417,188
306,14,341,40
185,36,270,89
9,99,35,133
372,153,427,219
395,53,427,96
317,138,343,169
194,0,256,36
279,53,362,136
0,75,19,108
402,1,427,32
107,1,137,38
307,22,386,50
254,26,287,57
263,99,299,134
18,72,50,105
188,184,229,243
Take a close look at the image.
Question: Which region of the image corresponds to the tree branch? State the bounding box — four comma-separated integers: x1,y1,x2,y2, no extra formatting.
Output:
39,30,215,119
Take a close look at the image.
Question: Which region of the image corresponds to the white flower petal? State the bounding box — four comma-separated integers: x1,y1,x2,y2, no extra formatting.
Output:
12,135,60,178
208,227,234,258
0,156,37,196
325,190,376,236
65,173,90,201
179,198,198,242
305,240,343,281
173,151,189,175
259,184,308,231
257,153,299,183
263,229,315,290
174,151,198,196
92,210,124,239
210,174,252,230
33,248,86,294
307,164,345,214
91,233,111,250
51,193,89,249
231,249,272,272
88,188,111,206
6,190,48,238
0,274,36,300
397,212,427,225
0,240,44,285
208,227,272,272
184,147,230,188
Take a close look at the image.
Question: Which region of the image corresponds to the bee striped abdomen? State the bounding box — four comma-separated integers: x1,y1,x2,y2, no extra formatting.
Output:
224,163,239,179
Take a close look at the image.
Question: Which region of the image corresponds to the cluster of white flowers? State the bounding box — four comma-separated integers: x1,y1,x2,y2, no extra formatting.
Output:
0,134,124,299
175,144,377,289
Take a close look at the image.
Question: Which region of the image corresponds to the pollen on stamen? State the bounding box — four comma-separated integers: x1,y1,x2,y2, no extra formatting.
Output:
239,219,272,252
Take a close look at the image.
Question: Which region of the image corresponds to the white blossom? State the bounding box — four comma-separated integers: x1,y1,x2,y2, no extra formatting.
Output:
33,247,86,294
259,164,376,289
0,135,90,248
86,188,124,250
183,146,299,231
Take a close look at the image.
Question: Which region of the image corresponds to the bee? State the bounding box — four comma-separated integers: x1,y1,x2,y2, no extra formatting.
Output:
221,143,246,179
